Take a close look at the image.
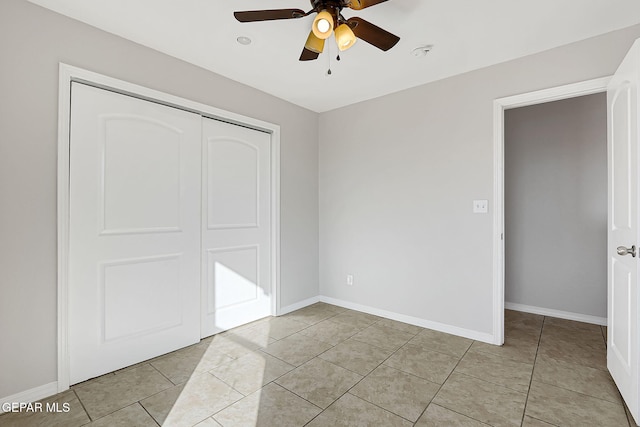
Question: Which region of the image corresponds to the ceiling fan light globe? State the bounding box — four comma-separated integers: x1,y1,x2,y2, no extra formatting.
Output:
304,31,325,54
318,19,330,33
335,23,357,51
312,10,334,39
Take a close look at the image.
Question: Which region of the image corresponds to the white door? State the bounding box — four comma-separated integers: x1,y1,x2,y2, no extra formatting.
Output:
69,83,201,384
201,117,272,337
608,39,640,425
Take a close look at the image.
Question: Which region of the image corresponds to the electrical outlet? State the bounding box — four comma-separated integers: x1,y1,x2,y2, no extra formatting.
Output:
346,274,354,286
473,199,488,214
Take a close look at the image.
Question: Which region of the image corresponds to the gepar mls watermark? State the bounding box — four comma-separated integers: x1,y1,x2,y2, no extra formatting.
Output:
2,402,71,413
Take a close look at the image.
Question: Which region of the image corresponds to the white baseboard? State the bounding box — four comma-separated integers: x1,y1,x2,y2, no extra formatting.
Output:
319,296,495,344
505,302,607,326
0,382,58,413
278,295,320,316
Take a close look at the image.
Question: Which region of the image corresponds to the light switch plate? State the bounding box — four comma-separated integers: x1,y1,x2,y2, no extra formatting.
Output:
473,200,488,214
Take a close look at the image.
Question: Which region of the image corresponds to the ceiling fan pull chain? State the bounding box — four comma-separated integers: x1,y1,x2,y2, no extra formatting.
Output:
326,38,332,76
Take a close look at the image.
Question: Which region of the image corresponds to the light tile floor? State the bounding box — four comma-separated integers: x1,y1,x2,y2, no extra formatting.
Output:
1,304,635,426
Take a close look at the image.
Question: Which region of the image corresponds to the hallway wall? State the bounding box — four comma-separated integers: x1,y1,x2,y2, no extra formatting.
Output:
504,93,607,318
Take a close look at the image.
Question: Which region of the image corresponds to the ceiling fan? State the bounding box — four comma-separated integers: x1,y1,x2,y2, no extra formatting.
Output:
234,0,400,61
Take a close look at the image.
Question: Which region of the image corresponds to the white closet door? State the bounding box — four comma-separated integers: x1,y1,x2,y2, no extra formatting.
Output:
69,83,201,384
201,118,272,337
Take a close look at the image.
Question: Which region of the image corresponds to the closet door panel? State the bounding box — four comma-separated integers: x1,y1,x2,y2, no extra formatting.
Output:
69,83,201,384
201,118,272,336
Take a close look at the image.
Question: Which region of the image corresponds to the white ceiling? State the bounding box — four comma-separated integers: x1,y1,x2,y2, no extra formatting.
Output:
27,0,640,112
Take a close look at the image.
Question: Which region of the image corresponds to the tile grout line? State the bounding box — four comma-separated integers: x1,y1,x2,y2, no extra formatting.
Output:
301,322,424,425
207,370,251,399
200,373,255,424
137,402,161,427
73,362,181,424
533,377,627,406
257,336,338,368
296,323,363,346
207,345,310,399
282,320,387,418
401,335,474,360
71,388,93,423
318,353,420,423
449,343,536,395
129,364,191,425
75,379,160,423
311,324,397,374
269,381,325,411
532,321,626,408
413,312,548,425
518,315,545,426
448,370,530,396
214,310,354,419
147,360,177,385
411,339,478,425
305,319,494,425
525,414,560,427
259,311,384,368
414,401,495,427
270,379,326,413
344,327,440,422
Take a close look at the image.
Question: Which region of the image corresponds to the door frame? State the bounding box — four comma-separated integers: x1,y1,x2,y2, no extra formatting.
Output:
56,63,281,392
492,76,611,345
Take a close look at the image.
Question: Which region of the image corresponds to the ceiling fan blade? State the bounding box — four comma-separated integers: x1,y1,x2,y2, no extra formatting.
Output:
346,0,389,10
347,17,400,51
299,47,320,61
234,9,306,23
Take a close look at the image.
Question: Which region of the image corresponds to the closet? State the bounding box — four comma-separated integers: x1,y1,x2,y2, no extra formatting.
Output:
68,82,272,384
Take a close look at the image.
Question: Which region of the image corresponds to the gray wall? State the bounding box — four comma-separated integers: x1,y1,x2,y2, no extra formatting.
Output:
504,94,607,318
0,0,319,399
319,26,640,334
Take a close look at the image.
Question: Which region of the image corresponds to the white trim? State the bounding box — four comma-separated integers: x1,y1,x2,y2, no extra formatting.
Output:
272,127,281,317
57,63,281,392
494,77,611,110
506,302,608,326
492,99,505,346
320,296,495,344
57,65,72,393
0,382,59,413
493,76,611,346
278,296,321,315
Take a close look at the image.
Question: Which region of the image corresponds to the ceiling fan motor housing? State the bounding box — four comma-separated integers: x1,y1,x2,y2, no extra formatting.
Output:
311,0,344,24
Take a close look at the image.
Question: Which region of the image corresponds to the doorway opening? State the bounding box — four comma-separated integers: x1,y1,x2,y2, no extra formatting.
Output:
492,77,610,345
504,93,607,324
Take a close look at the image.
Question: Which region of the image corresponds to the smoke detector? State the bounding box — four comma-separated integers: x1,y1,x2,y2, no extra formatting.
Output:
411,45,433,57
